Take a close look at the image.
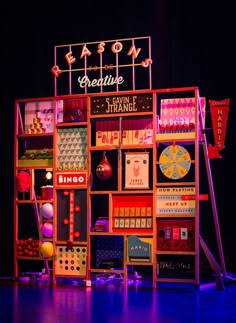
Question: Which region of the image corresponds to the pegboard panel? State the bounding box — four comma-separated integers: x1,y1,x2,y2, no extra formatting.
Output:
55,245,87,276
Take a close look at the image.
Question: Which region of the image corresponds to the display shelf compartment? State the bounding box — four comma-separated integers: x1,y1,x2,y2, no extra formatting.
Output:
17,99,57,134
56,126,87,172
112,194,153,233
90,150,118,191
90,235,124,270
90,115,153,147
127,236,153,263
56,189,87,242
156,254,195,280
55,245,87,277
17,204,40,240
90,194,109,232
59,97,88,123
156,218,195,252
112,194,153,210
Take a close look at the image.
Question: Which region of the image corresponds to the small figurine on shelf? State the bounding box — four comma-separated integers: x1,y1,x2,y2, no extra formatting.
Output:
70,108,81,122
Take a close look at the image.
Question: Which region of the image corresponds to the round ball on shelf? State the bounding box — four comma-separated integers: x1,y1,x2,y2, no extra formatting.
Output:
41,222,53,238
41,203,53,219
40,242,54,257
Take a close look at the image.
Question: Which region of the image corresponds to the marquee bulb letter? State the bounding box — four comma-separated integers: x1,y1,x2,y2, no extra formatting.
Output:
127,45,141,59
141,58,153,67
65,51,76,65
51,65,62,77
111,41,123,53
80,45,92,58
97,42,106,54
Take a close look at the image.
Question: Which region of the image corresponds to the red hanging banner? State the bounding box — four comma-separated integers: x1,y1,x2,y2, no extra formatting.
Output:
208,98,230,159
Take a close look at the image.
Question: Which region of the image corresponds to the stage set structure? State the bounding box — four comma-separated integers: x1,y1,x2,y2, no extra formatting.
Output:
14,37,230,289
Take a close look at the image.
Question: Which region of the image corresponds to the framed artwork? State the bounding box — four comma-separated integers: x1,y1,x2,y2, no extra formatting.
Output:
125,152,149,189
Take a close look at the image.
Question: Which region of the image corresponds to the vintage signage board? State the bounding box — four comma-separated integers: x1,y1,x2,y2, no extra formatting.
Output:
156,187,196,216
51,37,152,95
56,172,87,187
90,93,153,115
208,98,230,158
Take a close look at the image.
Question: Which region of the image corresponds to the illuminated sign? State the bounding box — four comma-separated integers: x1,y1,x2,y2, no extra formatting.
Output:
56,172,87,187
90,93,153,115
51,37,152,95
208,98,230,159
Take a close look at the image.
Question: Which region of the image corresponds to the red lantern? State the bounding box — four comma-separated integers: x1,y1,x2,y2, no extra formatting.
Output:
96,151,112,181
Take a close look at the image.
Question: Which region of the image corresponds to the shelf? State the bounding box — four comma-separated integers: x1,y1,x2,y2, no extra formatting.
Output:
156,132,195,141
16,200,53,203
156,251,196,255
156,214,196,218
155,277,196,284
89,232,124,236
55,241,87,245
156,182,196,187
90,268,125,274
16,256,52,261
17,133,54,138
56,122,88,127
14,87,205,286
125,261,153,266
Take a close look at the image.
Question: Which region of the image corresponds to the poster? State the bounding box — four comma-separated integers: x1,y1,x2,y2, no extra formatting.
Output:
125,152,149,189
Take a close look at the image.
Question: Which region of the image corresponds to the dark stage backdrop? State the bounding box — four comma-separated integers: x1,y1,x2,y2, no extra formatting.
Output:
0,1,235,277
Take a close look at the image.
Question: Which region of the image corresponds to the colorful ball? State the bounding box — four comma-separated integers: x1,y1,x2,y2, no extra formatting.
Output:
41,222,53,238
41,203,53,219
40,242,54,257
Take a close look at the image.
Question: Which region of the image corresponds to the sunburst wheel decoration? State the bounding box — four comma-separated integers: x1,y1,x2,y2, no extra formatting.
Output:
159,144,191,180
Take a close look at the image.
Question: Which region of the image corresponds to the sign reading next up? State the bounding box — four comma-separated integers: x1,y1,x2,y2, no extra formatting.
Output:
51,37,152,95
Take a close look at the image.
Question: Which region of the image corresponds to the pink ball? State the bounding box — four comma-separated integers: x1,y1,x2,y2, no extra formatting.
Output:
41,222,53,238
41,203,53,219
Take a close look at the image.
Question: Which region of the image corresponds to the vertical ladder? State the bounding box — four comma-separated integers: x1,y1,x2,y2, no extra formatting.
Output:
33,189,50,275
18,106,50,275
198,96,226,289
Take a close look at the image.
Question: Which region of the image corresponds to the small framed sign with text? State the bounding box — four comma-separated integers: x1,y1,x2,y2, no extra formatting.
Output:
124,152,149,189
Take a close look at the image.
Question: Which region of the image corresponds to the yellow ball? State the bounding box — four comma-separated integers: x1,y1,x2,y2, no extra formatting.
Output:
40,242,54,257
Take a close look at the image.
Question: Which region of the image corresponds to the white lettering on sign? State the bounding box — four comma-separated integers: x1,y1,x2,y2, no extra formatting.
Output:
57,174,86,185
105,96,137,113
78,75,124,88
51,37,153,94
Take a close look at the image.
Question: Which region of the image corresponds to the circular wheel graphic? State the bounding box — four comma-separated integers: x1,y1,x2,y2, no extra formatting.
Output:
159,144,191,180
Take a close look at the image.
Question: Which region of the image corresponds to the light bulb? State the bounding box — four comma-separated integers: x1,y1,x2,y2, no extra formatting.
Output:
45,171,52,180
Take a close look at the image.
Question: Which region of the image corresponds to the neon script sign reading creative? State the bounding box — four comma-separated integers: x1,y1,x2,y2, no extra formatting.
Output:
51,37,153,95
